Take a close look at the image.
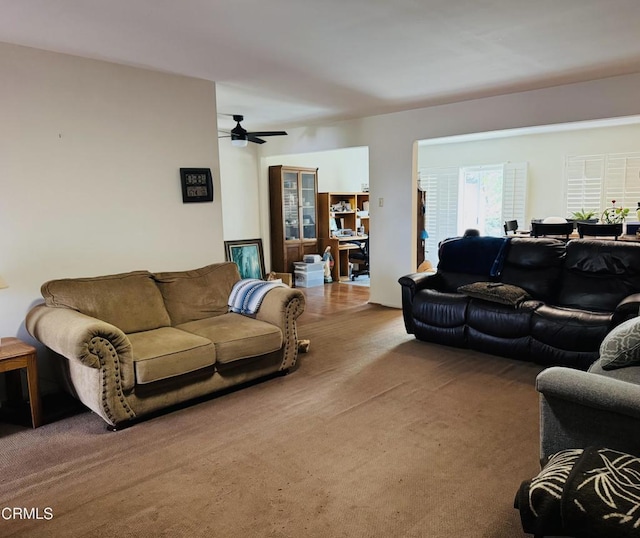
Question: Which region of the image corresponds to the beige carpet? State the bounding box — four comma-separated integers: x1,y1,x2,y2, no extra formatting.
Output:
0,305,544,537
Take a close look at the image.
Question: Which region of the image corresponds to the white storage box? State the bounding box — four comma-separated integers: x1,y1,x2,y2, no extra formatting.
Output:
294,269,324,288
293,261,325,273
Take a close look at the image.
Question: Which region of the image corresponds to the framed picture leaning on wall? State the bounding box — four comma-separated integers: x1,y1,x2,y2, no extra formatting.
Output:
224,239,266,280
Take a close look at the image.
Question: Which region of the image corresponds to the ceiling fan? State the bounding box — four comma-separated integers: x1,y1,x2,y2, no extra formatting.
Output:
219,114,287,147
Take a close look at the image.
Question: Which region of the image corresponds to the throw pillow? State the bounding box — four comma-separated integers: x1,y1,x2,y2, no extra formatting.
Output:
515,447,640,537
599,316,640,370
457,282,530,306
154,263,241,325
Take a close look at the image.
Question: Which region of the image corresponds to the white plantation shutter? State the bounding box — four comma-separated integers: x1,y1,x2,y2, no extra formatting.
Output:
603,152,640,214
502,162,528,226
565,152,640,218
565,154,605,216
418,167,459,258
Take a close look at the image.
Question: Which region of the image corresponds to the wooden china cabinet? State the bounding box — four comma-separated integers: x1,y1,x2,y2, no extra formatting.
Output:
268,165,319,273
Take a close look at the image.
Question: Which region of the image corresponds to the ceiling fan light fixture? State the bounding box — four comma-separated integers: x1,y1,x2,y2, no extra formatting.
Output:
231,137,248,147
230,121,248,147
221,114,287,146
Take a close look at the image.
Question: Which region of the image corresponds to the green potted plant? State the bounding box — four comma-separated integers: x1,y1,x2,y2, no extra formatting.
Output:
601,200,630,224
570,209,597,221
568,208,598,229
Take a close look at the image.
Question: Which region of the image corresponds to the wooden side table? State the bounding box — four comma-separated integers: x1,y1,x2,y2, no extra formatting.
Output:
0,337,42,428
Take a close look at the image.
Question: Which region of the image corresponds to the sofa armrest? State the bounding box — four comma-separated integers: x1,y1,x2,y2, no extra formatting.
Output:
398,272,442,334
536,366,640,459
26,304,138,425
26,304,131,366
398,271,441,293
612,293,640,326
255,287,305,370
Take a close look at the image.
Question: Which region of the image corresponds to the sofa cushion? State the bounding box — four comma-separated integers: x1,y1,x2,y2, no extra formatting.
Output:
437,236,510,277
588,359,640,384
177,313,282,365
412,289,469,327
500,238,565,303
154,262,240,325
457,282,530,306
128,327,215,384
597,316,640,370
42,271,171,334
531,305,612,353
558,240,640,311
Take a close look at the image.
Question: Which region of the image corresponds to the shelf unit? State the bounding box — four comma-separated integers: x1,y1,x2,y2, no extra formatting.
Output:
317,192,370,238
317,192,370,282
268,165,319,273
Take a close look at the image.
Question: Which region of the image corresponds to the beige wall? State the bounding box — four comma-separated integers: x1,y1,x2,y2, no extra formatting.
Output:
0,43,224,390
218,140,261,241
265,147,369,193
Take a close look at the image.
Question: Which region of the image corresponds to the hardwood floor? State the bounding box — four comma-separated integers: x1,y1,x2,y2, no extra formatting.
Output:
296,281,370,324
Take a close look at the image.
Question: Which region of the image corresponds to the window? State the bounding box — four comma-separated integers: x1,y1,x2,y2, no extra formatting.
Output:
565,152,640,217
418,162,528,260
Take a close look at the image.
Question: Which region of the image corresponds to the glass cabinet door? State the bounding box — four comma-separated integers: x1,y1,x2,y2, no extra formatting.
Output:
300,172,317,239
283,172,299,240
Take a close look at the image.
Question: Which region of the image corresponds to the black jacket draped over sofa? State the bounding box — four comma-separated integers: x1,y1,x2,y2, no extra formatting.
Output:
399,237,640,370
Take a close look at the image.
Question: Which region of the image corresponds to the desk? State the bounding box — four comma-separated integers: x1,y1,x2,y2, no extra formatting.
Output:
319,235,368,282
0,337,42,428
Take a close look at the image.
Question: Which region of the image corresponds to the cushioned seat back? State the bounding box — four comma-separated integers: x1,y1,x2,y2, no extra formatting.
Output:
436,236,510,291
153,262,241,325
500,238,566,303
42,271,171,334
558,239,640,311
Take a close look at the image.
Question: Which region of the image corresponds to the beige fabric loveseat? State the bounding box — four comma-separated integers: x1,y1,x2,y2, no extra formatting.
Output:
26,262,305,428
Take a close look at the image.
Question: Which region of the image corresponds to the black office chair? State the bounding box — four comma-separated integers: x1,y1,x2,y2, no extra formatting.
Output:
576,222,623,240
531,221,574,240
348,238,369,280
504,220,519,235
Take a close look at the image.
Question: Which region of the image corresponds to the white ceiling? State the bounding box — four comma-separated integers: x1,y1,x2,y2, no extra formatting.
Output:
2,0,640,132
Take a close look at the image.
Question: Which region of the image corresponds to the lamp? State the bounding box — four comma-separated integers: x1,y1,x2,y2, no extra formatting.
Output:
230,120,249,147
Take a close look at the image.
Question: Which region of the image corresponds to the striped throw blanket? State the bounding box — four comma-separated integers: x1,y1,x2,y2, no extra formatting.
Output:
228,279,286,315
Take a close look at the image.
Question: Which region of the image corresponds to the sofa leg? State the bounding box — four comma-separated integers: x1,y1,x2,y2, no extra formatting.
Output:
106,420,134,432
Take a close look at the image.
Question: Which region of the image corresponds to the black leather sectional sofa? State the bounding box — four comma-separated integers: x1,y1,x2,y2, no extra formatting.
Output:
399,236,640,370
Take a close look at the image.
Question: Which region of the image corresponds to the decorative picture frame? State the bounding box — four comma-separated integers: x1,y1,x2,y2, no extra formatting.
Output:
224,239,266,280
180,168,213,203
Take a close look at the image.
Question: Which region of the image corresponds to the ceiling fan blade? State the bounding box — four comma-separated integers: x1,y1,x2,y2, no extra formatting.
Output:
246,131,288,137
247,135,266,144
